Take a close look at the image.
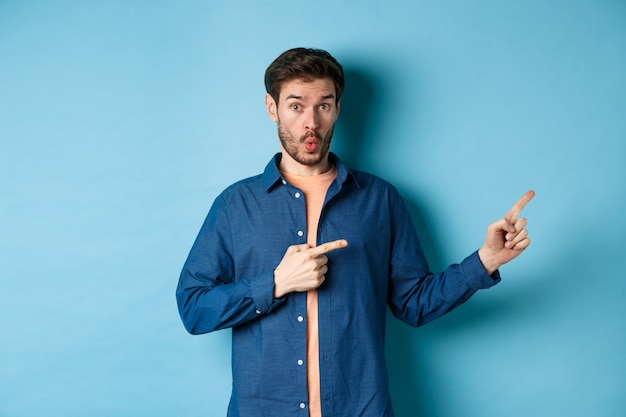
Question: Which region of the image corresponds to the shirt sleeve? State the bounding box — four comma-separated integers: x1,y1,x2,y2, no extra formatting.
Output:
386,189,501,328
176,195,284,335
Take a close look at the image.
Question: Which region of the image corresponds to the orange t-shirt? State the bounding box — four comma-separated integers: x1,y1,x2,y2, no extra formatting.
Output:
281,167,337,417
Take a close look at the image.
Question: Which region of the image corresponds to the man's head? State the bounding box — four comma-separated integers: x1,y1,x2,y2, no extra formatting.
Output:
264,48,344,174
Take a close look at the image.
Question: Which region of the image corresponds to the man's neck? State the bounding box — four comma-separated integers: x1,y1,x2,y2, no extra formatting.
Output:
279,152,332,176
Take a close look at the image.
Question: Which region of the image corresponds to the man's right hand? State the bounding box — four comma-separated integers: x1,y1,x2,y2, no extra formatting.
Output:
273,239,348,298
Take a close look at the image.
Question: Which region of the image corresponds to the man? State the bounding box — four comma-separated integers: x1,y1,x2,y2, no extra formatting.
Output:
176,47,534,417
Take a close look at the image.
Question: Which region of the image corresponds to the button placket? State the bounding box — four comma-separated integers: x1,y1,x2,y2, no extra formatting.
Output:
284,182,306,241
283,180,309,408
295,189,304,238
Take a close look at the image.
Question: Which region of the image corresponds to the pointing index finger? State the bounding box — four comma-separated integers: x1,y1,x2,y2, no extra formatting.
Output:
311,239,349,256
505,190,535,221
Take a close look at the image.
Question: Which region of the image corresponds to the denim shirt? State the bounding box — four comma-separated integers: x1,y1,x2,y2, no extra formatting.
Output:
176,153,500,416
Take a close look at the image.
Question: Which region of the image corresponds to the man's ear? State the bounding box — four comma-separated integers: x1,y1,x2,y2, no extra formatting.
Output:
265,93,278,122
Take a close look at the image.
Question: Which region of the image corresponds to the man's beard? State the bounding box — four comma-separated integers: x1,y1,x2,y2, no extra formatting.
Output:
277,122,334,167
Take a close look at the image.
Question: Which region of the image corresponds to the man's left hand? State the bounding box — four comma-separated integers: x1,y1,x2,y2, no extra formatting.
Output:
478,190,535,275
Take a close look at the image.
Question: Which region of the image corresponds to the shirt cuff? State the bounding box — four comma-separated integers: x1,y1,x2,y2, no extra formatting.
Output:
249,270,284,314
461,250,502,291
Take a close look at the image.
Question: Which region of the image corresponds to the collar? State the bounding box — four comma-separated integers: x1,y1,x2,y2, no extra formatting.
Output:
262,152,359,192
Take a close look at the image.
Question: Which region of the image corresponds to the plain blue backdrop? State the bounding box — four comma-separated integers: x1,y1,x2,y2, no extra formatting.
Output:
1,1,624,416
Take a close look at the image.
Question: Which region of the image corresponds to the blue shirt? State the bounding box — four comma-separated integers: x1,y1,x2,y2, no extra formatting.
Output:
176,153,500,416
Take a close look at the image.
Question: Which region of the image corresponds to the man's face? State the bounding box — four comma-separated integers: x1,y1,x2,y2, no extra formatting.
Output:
266,78,340,170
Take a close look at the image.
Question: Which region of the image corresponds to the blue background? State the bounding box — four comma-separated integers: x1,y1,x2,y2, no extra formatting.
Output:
1,1,625,416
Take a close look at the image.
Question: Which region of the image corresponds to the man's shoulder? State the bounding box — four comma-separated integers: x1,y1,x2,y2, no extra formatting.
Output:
220,172,266,197
347,167,398,193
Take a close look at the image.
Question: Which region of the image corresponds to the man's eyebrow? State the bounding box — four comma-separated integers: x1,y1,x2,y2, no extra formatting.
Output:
284,94,336,101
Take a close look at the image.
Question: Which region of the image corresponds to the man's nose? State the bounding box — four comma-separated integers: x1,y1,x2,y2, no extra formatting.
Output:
304,108,319,131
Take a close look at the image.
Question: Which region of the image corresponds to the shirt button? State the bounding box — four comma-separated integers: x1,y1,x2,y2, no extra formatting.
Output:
297,230,304,237
295,192,301,198
297,315,304,322
299,403,306,409
255,309,262,315
281,179,287,185
297,359,303,366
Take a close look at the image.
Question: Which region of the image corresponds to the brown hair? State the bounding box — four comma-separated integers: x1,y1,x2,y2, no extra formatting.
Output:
264,47,344,104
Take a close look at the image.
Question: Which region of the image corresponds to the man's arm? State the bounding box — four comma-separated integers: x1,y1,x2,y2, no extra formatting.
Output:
387,188,534,328
176,197,283,335
176,196,348,334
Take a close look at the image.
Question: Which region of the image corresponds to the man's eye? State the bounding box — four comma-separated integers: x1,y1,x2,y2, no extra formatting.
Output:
291,104,301,110
320,104,329,110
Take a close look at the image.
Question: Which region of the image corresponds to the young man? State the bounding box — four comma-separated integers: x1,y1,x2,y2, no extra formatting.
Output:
176,47,534,417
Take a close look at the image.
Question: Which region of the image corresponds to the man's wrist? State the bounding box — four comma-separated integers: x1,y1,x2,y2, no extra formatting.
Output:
478,247,500,276
273,269,286,299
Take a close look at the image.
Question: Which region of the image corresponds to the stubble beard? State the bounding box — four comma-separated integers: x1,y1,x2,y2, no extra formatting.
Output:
277,122,334,167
